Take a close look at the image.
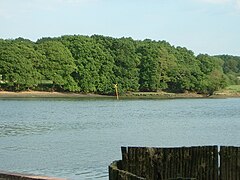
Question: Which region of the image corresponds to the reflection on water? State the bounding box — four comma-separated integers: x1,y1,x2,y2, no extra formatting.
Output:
0,98,240,179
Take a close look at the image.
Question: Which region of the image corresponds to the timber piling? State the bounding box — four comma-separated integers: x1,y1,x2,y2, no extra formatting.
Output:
109,146,240,180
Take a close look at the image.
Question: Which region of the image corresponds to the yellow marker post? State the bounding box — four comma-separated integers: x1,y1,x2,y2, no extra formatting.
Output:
114,84,119,100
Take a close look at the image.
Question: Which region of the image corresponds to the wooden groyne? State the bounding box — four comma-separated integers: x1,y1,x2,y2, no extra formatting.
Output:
109,146,240,180
0,171,66,180
220,146,240,180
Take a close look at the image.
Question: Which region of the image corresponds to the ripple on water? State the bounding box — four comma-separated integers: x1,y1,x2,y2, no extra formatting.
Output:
0,122,54,137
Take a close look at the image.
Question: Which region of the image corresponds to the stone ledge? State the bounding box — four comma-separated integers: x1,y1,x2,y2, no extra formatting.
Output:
0,171,66,180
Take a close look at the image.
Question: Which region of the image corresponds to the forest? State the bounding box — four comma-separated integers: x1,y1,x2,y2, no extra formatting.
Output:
0,35,239,95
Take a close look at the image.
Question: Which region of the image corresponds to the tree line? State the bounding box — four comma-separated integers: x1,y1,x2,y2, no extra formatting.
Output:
0,35,239,95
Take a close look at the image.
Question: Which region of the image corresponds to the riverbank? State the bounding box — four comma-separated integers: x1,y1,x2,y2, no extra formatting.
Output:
125,91,207,99
0,91,112,98
0,90,240,99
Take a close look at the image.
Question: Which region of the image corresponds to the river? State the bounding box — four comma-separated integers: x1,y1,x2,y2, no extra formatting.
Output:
0,98,239,179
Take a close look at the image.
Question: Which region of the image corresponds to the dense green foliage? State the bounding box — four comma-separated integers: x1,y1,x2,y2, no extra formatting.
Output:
0,35,239,95
215,55,240,85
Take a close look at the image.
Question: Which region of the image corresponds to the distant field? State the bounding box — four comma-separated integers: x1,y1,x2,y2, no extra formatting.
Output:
225,85,240,92
214,85,240,97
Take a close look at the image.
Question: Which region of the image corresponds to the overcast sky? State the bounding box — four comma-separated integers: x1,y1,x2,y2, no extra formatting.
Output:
0,0,239,55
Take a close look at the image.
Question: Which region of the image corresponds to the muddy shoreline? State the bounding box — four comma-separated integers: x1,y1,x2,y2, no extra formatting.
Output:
0,90,239,99
0,91,112,98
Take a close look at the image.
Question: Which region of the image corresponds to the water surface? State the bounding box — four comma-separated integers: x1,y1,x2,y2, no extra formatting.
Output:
0,98,239,179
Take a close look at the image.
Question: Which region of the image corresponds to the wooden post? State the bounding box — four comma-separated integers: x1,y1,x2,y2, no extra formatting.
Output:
114,84,119,100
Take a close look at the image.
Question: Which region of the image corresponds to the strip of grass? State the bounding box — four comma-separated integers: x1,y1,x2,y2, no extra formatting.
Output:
225,85,240,92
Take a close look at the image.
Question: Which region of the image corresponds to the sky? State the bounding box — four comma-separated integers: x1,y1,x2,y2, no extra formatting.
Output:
0,0,239,56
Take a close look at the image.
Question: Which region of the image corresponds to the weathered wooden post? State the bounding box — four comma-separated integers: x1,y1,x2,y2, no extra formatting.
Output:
114,84,119,100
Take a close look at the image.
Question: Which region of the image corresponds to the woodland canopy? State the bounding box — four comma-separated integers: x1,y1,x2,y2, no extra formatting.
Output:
0,35,239,95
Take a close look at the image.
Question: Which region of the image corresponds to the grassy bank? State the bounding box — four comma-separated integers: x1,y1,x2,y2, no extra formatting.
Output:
225,85,240,92
213,85,240,97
